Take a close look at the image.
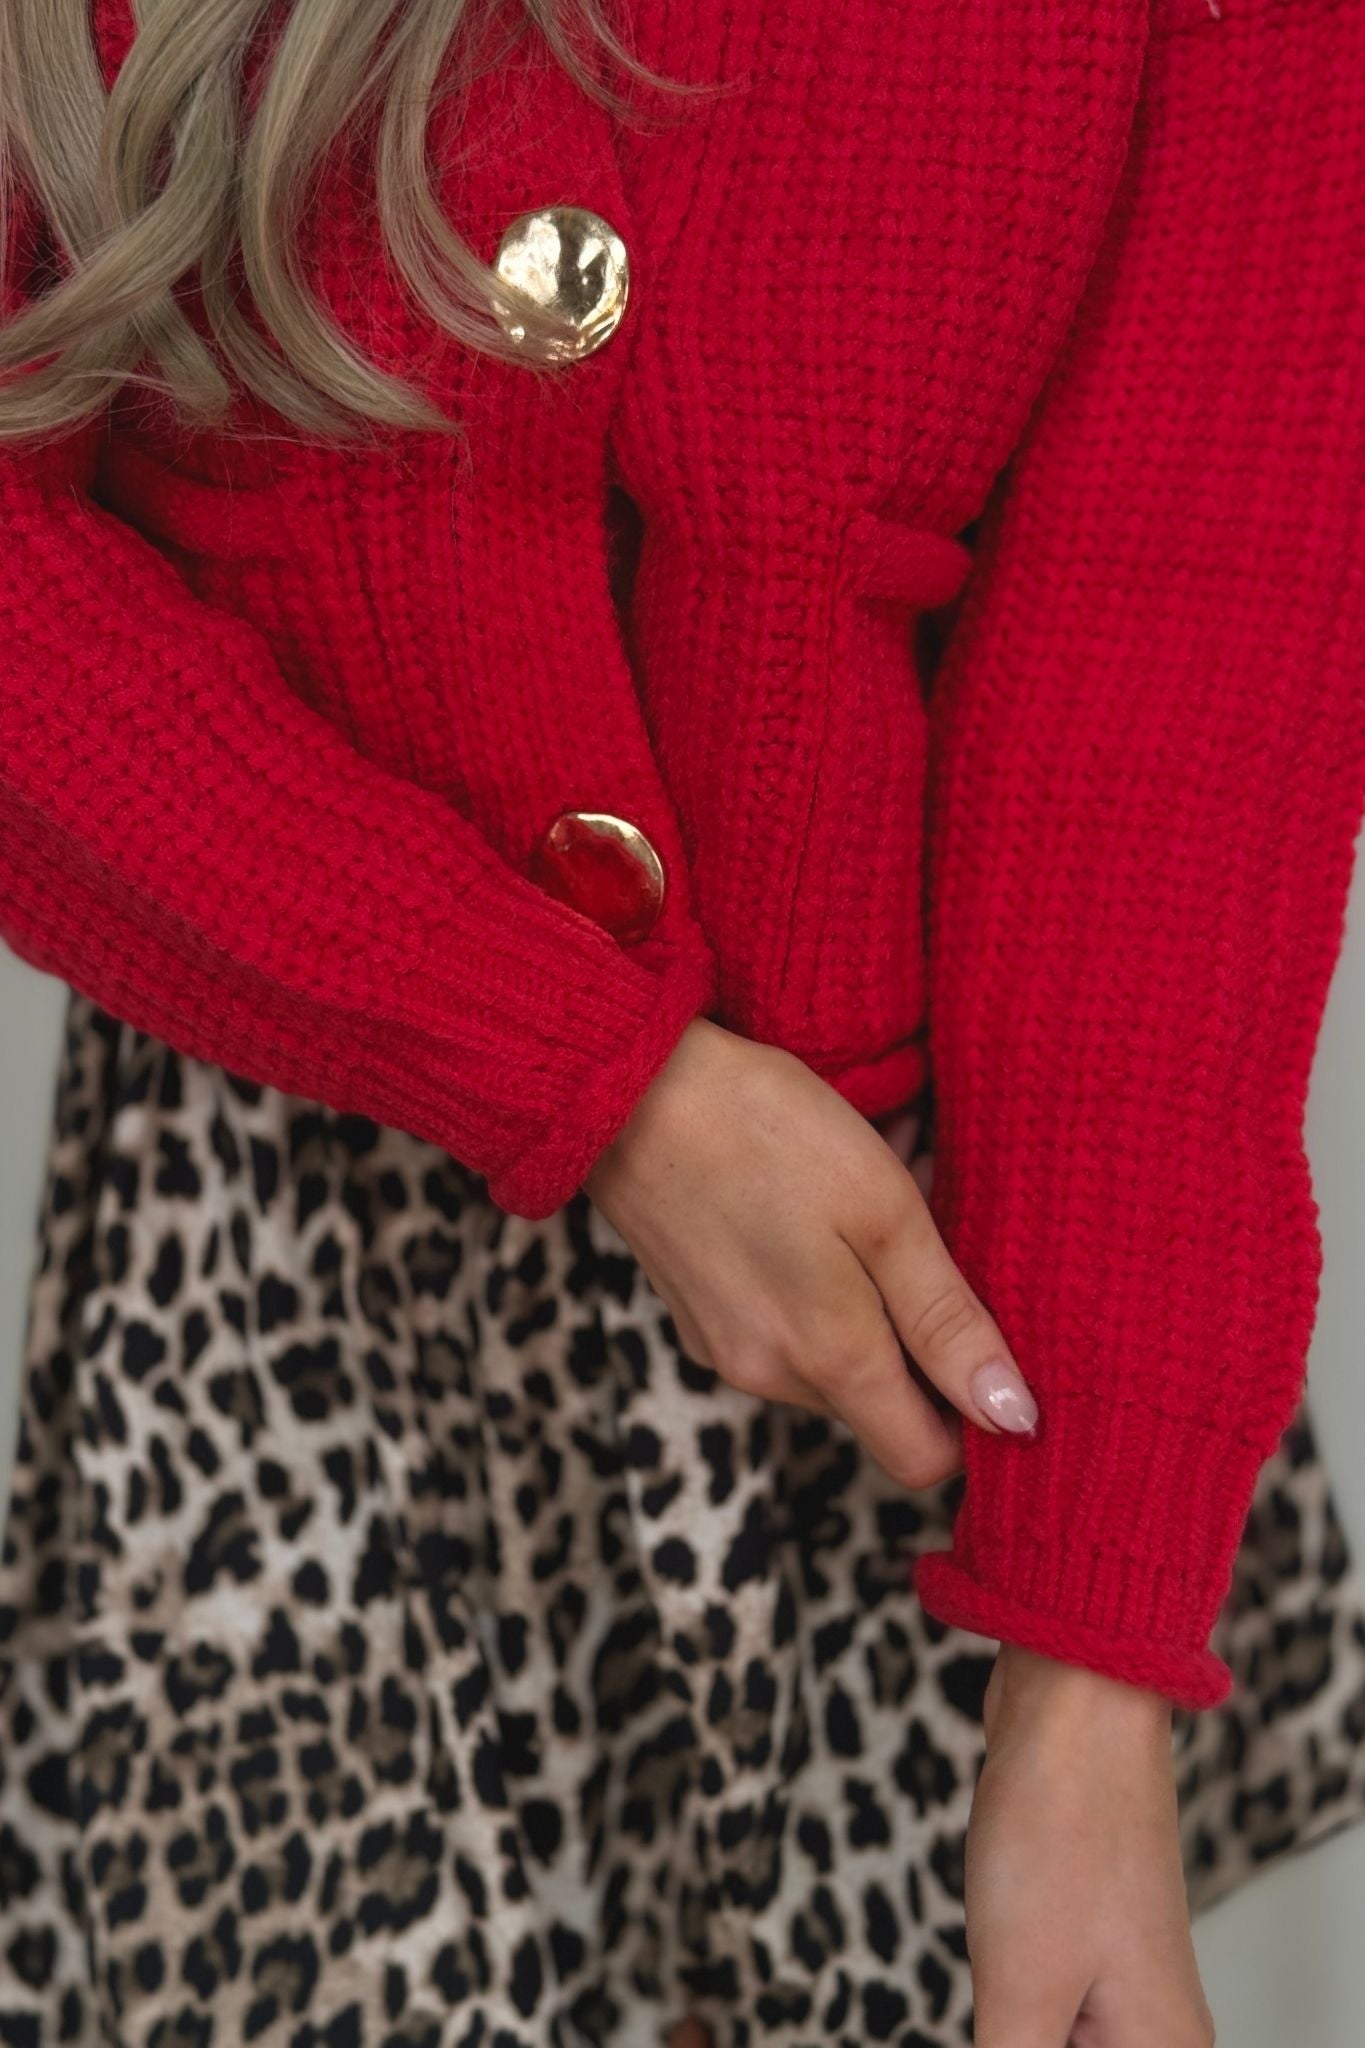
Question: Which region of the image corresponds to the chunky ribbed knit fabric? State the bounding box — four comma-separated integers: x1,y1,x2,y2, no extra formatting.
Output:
2,0,1364,1711
1,11,723,1223
911,0,1365,1710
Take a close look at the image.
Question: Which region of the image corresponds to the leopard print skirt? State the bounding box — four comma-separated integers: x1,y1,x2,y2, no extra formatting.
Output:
3,995,1365,2048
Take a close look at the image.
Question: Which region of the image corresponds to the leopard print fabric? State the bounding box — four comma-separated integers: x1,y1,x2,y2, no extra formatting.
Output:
2,995,1365,2048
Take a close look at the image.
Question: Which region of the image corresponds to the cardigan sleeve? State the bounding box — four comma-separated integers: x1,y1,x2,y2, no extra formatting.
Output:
0,200,716,1224
910,0,1365,1711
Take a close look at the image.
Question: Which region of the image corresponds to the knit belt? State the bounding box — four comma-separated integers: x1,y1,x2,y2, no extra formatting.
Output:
839,510,974,608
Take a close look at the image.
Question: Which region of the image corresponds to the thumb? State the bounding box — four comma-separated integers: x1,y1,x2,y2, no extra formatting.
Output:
852,1178,1040,1441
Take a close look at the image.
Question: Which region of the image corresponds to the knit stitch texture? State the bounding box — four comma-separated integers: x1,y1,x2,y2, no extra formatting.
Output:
2,0,1364,1710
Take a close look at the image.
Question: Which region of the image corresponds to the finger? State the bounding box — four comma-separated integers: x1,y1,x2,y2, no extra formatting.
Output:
967,1876,1088,2048
909,1149,934,1200
667,1302,837,1419
732,1354,838,1420
970,1969,1085,2048
803,1309,964,1492
848,1181,1039,1441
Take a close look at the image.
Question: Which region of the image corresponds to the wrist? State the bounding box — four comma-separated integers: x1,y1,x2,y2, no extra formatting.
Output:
583,1014,744,1224
984,1641,1174,1753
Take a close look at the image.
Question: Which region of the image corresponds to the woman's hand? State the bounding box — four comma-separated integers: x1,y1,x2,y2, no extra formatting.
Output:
968,1644,1216,2048
583,1015,1040,1492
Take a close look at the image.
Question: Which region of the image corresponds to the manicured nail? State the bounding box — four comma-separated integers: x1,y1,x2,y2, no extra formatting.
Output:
969,1359,1039,1435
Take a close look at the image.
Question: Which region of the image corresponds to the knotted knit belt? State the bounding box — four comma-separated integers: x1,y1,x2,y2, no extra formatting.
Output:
839,510,974,608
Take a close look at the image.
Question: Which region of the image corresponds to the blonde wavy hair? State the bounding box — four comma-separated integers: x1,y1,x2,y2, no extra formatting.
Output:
0,0,688,443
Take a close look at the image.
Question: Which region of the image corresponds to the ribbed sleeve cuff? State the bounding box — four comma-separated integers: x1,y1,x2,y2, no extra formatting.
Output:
906,1378,1289,1710
482,943,718,1219
816,1032,931,1125
911,1555,1232,1713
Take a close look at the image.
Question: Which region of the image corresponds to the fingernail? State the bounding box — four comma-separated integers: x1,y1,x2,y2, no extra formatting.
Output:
969,1359,1039,1436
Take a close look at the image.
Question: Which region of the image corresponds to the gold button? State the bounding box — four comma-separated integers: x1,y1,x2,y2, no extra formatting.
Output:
492,207,630,361
529,810,665,943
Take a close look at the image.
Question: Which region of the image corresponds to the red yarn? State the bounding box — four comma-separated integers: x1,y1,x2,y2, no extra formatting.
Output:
3,0,1364,1709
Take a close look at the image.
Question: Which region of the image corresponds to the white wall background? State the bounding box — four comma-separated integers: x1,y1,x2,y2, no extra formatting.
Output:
2,835,1364,2039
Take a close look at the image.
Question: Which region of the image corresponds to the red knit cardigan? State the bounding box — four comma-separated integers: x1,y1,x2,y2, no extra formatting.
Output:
3,0,1364,1714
